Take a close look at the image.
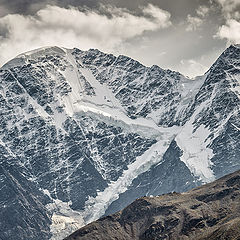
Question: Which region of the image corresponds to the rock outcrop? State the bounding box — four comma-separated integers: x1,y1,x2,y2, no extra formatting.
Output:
65,170,240,240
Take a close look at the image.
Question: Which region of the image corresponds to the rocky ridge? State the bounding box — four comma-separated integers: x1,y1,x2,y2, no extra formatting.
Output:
65,169,240,240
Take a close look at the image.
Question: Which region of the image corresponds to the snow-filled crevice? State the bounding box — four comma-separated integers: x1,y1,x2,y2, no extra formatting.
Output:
82,126,180,224
175,101,215,183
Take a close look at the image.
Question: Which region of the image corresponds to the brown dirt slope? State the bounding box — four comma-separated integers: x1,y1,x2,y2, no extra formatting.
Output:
64,170,240,240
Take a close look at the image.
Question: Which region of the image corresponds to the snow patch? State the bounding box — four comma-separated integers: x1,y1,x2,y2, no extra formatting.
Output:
176,102,215,183
17,46,66,59
83,127,179,224
50,214,83,240
43,190,84,240
80,68,125,111
226,68,240,99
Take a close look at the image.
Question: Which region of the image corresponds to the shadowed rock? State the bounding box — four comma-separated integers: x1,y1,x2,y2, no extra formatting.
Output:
65,169,240,240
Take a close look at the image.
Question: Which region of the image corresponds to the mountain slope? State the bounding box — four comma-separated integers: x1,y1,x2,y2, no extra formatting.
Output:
65,169,240,240
0,143,51,240
0,45,239,239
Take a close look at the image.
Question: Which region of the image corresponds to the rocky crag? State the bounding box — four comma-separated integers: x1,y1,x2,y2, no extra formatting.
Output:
0,45,239,239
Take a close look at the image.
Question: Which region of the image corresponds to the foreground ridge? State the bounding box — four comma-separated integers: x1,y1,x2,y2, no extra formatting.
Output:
65,169,240,240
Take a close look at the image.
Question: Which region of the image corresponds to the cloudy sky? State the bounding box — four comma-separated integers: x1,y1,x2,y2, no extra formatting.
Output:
0,0,239,77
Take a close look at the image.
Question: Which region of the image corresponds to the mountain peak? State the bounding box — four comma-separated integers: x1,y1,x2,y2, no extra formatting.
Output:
2,46,67,69
204,43,240,78
221,44,240,59
17,46,67,57
231,43,240,49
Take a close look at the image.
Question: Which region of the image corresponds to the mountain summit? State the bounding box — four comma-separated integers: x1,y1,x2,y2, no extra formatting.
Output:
0,45,239,239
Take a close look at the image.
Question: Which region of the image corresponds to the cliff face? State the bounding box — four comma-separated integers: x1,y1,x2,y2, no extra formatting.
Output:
65,170,240,240
0,45,239,239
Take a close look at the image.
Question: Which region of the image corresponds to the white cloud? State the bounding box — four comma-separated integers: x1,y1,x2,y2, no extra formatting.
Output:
217,19,240,43
196,5,210,17
178,59,208,78
0,4,171,66
215,0,240,43
186,15,203,31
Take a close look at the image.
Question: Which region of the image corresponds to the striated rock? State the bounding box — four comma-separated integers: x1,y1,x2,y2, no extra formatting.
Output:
0,44,239,239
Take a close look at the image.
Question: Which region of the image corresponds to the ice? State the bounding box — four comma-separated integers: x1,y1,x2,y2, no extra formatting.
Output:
83,126,180,223
2,46,67,69
17,46,66,59
50,214,83,240
43,189,85,240
59,50,169,139
176,101,215,183
226,68,240,99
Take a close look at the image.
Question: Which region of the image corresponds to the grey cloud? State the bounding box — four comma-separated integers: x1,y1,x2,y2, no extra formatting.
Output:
196,5,210,17
0,0,99,16
0,0,208,19
0,22,9,39
216,0,240,16
0,0,233,77
186,15,203,31
0,4,172,66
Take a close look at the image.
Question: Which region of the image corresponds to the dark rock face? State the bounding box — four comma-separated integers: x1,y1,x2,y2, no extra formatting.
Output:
0,145,51,240
65,170,240,240
0,45,239,239
209,112,240,179
73,48,189,125
105,140,201,216
182,45,240,179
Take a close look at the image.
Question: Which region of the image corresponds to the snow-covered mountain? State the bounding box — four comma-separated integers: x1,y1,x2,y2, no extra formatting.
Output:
0,44,239,239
